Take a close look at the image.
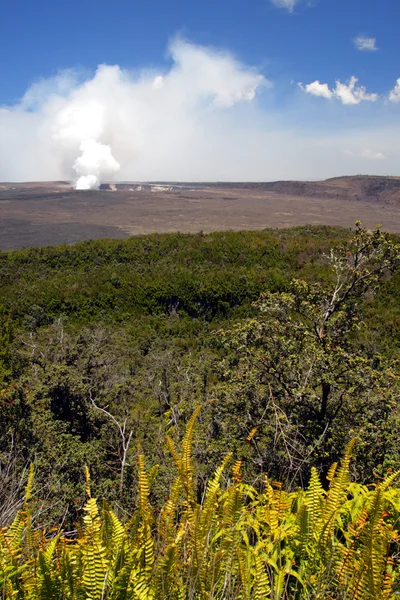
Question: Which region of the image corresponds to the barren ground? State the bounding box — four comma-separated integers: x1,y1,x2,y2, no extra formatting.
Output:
1,179,400,250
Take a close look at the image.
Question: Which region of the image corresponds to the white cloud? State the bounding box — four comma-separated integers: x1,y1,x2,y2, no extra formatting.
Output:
0,38,399,183
344,148,387,160
152,75,164,89
354,36,378,52
270,0,299,12
298,81,333,99
0,38,266,185
334,76,378,105
20,70,83,111
300,76,378,105
389,78,400,103
168,38,265,108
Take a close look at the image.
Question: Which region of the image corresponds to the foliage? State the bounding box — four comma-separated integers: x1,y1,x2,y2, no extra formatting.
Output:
0,304,14,382
209,224,400,484
0,225,399,524
1,418,400,599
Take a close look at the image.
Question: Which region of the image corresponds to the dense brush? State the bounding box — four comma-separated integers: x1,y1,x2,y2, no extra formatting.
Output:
1,414,400,599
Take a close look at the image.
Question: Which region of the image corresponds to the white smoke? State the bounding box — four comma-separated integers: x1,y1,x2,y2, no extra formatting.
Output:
0,37,399,182
0,38,264,186
74,140,120,190
50,98,120,189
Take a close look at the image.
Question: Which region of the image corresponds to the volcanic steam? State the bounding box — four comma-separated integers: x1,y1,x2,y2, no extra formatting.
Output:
74,140,120,190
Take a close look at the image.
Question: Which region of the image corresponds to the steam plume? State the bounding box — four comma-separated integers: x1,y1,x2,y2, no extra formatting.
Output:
51,97,121,189
0,37,399,182
0,38,263,187
74,141,120,190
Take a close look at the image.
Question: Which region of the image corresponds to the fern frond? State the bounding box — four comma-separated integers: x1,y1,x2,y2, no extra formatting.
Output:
84,464,91,498
80,496,108,599
320,438,355,548
137,444,151,517
180,406,200,506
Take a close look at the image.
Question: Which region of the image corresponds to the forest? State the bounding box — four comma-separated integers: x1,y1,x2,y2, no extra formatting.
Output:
0,223,400,598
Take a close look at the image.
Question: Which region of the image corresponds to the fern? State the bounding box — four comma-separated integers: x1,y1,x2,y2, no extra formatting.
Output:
80,496,108,599
1,422,400,599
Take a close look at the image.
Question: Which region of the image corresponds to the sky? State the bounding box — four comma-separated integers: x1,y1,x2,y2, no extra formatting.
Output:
1,0,400,183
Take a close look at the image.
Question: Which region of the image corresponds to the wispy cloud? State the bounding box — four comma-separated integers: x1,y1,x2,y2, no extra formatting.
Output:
344,148,387,160
354,36,378,52
270,0,299,13
389,78,400,103
300,76,378,105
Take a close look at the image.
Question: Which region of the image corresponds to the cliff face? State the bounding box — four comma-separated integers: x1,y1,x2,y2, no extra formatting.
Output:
357,177,400,203
100,176,400,204
195,176,400,204
276,176,400,204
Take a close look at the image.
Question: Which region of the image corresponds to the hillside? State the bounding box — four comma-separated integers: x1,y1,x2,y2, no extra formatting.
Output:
190,175,400,204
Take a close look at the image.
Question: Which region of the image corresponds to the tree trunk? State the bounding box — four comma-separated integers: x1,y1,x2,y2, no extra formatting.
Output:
320,382,331,424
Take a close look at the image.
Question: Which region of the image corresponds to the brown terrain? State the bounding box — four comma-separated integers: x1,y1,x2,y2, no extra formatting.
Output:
1,175,400,250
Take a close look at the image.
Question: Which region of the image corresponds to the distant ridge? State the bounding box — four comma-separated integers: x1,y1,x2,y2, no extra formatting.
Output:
1,175,400,205
100,176,400,205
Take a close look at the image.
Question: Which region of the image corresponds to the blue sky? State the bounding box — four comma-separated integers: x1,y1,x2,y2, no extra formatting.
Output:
1,0,399,182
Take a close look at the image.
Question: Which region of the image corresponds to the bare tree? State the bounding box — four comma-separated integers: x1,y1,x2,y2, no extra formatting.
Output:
88,389,133,503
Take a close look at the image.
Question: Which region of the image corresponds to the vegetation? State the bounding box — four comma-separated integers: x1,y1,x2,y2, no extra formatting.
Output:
2,414,400,599
212,223,400,484
0,223,399,594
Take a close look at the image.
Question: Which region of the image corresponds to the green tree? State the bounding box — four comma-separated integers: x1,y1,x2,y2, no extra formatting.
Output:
213,224,400,483
0,304,14,382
